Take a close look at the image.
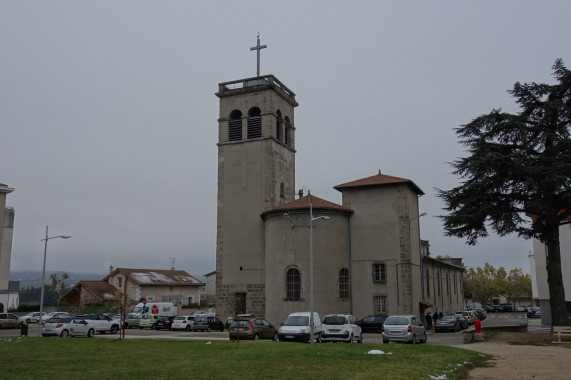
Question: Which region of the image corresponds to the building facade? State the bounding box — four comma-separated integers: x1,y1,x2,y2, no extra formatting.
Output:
0,183,17,311
529,220,571,324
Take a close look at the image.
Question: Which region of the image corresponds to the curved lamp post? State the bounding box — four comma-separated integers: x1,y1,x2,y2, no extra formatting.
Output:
38,226,71,336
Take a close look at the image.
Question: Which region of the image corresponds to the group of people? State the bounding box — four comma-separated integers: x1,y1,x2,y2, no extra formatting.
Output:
424,311,443,330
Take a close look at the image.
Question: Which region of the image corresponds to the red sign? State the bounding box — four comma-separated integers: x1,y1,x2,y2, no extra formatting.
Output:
151,305,159,314
143,299,147,305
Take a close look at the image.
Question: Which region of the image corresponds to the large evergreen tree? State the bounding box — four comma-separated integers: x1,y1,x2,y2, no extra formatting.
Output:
438,59,571,326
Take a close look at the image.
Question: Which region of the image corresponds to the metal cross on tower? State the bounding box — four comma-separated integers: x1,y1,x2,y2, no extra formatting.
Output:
250,33,267,77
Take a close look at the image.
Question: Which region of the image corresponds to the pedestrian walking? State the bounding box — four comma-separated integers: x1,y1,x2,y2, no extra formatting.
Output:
425,312,433,330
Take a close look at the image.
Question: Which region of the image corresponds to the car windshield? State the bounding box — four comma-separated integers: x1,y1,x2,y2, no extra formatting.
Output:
440,316,455,321
196,317,208,322
141,315,152,320
323,316,346,325
384,316,409,325
283,316,309,326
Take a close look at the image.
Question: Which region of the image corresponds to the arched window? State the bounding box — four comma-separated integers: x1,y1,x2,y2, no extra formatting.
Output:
286,268,300,300
437,271,441,297
339,268,350,298
247,107,262,139
280,183,285,198
228,110,242,141
276,110,284,142
284,117,291,146
426,270,430,297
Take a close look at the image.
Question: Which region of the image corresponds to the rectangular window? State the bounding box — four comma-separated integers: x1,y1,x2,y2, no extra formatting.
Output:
374,296,387,314
117,277,122,288
372,263,386,283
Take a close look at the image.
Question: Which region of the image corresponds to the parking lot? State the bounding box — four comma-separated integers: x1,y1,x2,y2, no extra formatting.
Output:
1,322,466,345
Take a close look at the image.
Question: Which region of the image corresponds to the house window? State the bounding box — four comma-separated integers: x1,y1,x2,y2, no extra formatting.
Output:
247,107,262,139
286,268,301,300
229,110,242,141
374,296,387,314
372,263,386,283
339,268,350,298
426,270,430,297
146,296,155,302
117,277,122,288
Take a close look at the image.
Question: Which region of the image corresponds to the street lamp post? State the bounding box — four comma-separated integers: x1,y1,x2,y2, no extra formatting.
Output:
309,202,329,344
38,226,71,336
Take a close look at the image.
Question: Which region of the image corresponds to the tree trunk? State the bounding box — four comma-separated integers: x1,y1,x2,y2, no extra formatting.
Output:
545,224,569,326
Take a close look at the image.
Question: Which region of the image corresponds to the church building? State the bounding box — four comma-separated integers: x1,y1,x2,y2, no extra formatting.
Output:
215,39,463,326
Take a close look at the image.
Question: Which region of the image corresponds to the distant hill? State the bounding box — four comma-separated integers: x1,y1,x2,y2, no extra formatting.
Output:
10,271,105,289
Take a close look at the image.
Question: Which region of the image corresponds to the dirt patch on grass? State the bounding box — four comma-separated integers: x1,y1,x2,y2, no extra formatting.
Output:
460,332,571,379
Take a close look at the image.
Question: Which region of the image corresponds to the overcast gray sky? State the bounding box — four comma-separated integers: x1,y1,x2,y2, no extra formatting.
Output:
2,1,570,278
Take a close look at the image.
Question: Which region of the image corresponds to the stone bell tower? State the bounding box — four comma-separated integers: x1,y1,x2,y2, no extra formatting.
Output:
215,36,299,318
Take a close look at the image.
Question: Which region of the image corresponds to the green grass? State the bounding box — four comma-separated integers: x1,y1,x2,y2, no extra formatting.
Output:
0,337,489,380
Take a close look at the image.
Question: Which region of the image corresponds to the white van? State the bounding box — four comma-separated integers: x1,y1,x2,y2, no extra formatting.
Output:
278,312,322,343
132,302,176,317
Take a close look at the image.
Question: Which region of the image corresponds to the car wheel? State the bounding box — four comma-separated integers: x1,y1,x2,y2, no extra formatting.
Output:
254,333,260,341
60,329,70,338
139,326,143,329
206,326,211,332
186,325,191,332
26,319,31,324
87,329,95,338
110,325,119,334
273,333,279,341
420,333,427,343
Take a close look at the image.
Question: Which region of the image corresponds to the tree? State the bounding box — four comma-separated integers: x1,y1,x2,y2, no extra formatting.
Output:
46,273,69,308
464,263,504,306
504,268,532,306
438,59,571,325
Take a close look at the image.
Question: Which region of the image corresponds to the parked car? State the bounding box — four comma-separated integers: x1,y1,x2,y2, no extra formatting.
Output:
435,315,463,333
527,307,542,318
124,313,141,329
321,314,362,343
226,314,254,330
40,312,75,323
457,311,474,326
228,317,278,341
172,315,196,331
20,312,45,324
139,314,160,329
155,315,177,330
278,312,322,343
77,314,120,334
382,315,427,344
356,315,387,333
453,313,469,330
0,313,24,329
42,317,95,338
192,316,225,332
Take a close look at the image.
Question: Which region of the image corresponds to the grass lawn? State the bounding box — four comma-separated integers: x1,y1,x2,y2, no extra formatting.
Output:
1,336,489,379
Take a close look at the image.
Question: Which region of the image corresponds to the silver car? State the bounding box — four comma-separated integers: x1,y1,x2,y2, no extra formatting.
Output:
382,315,427,344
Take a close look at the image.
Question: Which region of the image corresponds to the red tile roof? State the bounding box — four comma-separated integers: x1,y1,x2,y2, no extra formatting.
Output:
262,191,352,215
334,170,424,195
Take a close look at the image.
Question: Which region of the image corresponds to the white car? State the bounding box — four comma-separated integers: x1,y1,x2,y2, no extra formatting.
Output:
40,312,74,323
321,314,362,343
77,314,120,334
20,312,46,324
171,315,196,331
42,316,95,338
382,315,427,344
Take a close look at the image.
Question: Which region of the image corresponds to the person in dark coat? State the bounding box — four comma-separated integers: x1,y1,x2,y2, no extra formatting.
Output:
433,311,438,321
425,312,433,329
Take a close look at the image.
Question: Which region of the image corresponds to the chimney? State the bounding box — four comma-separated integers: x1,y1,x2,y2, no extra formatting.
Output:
298,189,303,198
109,265,114,274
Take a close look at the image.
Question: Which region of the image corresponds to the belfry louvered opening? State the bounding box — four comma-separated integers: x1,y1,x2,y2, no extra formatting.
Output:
229,110,243,141
247,107,262,139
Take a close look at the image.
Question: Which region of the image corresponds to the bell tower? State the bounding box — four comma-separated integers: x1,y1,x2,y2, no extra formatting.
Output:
215,38,298,317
